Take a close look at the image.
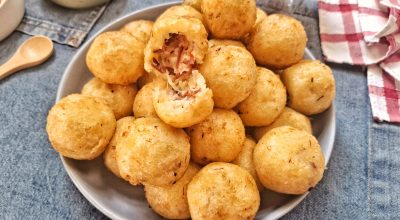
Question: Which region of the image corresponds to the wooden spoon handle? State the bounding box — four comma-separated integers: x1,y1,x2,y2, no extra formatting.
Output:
0,54,23,80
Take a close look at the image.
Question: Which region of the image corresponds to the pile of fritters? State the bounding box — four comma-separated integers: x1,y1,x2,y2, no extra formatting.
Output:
46,0,336,219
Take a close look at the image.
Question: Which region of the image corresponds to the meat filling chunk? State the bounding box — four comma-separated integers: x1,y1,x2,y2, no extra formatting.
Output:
152,33,201,99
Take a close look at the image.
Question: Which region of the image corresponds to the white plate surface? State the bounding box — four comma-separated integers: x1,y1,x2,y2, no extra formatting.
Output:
56,2,336,219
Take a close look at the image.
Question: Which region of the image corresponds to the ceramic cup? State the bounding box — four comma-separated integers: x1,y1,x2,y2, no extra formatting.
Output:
0,0,25,42
50,0,109,9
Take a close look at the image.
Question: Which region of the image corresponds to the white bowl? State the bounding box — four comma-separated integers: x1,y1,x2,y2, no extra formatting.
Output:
56,2,336,219
50,0,109,9
0,0,25,41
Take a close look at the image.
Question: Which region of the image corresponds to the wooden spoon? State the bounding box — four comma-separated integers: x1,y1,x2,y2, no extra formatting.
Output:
0,36,54,80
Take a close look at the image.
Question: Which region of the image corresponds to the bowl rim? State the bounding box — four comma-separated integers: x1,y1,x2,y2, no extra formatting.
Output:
56,2,336,220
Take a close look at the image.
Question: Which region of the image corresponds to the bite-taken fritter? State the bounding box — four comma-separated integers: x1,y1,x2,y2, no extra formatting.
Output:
103,116,135,178
187,108,245,165
116,117,190,186
120,20,154,44
247,14,307,69
187,162,260,220
133,82,158,118
281,60,336,115
145,162,200,219
183,0,202,12
144,16,213,128
157,5,206,28
201,0,256,39
253,107,312,141
153,76,214,128
86,31,145,85
237,67,286,126
199,44,257,109
232,137,263,191
253,126,325,194
46,94,116,160
81,77,138,120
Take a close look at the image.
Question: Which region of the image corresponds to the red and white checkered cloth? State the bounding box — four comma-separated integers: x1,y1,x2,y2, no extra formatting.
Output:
318,0,400,123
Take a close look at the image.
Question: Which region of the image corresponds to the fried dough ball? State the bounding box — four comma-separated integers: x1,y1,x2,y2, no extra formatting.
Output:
120,20,153,43
232,137,263,191
237,67,286,126
157,5,206,27
187,162,260,220
137,72,154,89
199,45,257,109
46,94,116,160
86,31,145,85
183,0,202,12
202,0,256,39
255,7,267,27
144,17,212,128
81,78,137,120
144,16,208,78
242,7,268,44
253,126,325,194
208,39,245,49
103,116,135,178
116,117,190,186
152,73,214,128
281,60,336,115
133,82,158,118
253,107,312,141
145,162,201,219
187,108,245,165
247,14,307,69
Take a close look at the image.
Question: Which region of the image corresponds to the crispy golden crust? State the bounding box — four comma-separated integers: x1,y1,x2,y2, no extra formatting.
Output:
253,107,312,141
133,82,158,118
208,39,245,49
187,108,245,165
157,5,206,28
202,0,256,39
46,94,116,160
152,75,214,128
187,162,260,220
103,116,135,178
145,162,200,219
120,20,154,43
116,117,190,186
137,72,154,89
199,45,257,109
81,78,137,120
253,126,325,194
281,60,336,115
183,0,202,12
144,16,208,77
232,137,263,191
242,7,268,44
247,14,307,69
255,7,267,27
237,67,286,126
86,31,145,85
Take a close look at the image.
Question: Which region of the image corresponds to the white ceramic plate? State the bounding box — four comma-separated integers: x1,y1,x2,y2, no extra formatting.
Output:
56,2,336,219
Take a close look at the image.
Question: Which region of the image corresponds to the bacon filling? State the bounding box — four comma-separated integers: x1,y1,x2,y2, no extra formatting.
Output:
152,33,200,99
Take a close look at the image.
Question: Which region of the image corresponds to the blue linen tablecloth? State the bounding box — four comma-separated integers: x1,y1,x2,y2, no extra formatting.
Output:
0,0,399,219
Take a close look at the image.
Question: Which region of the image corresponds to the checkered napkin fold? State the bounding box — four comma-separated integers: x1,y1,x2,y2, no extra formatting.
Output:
318,0,400,123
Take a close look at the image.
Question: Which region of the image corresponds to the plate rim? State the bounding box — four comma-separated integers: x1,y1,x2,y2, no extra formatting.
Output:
55,2,337,220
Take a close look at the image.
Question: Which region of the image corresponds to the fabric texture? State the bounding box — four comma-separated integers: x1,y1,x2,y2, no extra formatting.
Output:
17,0,110,47
318,0,400,123
0,0,399,220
